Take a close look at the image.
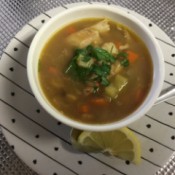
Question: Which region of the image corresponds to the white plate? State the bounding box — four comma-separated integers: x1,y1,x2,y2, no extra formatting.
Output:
0,2,175,175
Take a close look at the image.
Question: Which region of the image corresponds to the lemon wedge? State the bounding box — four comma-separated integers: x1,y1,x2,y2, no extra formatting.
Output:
71,127,141,164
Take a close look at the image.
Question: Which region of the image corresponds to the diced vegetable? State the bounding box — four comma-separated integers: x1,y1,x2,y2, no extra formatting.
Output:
79,104,90,113
65,45,130,97
127,51,138,63
102,42,118,56
48,66,58,75
135,87,145,102
105,74,128,99
90,97,109,106
105,85,118,99
113,74,128,91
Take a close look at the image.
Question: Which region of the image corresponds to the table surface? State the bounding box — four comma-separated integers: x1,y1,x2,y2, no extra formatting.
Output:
0,0,175,174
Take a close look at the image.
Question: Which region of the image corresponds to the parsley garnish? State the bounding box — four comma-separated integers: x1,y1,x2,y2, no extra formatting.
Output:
65,45,129,92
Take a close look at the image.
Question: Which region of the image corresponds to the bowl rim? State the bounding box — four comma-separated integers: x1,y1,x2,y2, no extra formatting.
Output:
27,4,165,131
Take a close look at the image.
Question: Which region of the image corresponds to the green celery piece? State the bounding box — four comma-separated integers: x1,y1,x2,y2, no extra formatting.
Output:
113,74,128,92
105,85,118,98
105,74,128,99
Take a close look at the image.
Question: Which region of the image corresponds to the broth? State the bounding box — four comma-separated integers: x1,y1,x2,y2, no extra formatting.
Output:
39,18,153,124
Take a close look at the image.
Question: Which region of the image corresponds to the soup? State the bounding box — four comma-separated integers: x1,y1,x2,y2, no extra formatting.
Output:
38,18,153,124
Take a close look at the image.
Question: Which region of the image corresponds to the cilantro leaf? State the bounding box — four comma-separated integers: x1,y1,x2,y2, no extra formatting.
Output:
120,58,129,67
65,45,123,93
92,47,116,63
116,52,129,67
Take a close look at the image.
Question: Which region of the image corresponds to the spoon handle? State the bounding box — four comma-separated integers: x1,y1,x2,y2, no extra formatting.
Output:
155,88,175,105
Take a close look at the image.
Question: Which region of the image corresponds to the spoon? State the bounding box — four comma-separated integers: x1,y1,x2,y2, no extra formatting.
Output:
155,88,175,105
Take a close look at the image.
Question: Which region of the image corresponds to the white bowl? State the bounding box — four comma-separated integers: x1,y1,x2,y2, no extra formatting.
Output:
27,4,164,131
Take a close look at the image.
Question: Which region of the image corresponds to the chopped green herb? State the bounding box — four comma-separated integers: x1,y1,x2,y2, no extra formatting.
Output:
101,76,110,86
93,86,100,93
92,47,116,63
65,45,114,86
65,45,130,94
117,52,129,67
120,58,129,67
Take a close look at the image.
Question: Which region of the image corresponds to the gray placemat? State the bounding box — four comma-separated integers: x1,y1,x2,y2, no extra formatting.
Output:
0,0,175,174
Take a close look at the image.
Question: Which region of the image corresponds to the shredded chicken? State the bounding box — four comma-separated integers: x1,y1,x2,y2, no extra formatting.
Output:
109,61,123,78
102,42,118,56
119,43,129,50
90,19,110,34
123,30,131,40
66,19,110,48
67,29,102,48
116,24,131,41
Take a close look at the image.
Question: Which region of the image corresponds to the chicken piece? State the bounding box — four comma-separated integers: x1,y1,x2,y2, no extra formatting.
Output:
67,28,102,48
109,60,123,78
119,43,129,50
116,24,131,41
123,30,131,40
66,19,110,48
102,42,118,56
90,19,110,34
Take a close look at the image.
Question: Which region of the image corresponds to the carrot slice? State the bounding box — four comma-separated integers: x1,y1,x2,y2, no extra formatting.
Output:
135,88,145,103
48,66,58,75
127,51,138,63
79,104,90,113
90,98,108,106
67,26,76,34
